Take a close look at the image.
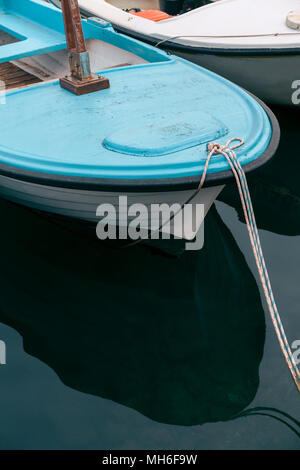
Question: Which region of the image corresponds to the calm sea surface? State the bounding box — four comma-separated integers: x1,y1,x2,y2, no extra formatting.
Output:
0,105,299,450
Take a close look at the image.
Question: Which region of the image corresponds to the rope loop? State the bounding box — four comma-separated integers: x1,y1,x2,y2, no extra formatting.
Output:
200,138,300,392
206,138,245,155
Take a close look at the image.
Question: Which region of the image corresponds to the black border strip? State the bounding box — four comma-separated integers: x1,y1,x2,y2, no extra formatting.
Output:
0,94,279,193
112,24,300,57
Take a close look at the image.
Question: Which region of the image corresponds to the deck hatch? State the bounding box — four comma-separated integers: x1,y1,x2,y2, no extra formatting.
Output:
103,112,228,157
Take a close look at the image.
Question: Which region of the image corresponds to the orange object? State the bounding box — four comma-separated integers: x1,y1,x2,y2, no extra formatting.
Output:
131,10,172,22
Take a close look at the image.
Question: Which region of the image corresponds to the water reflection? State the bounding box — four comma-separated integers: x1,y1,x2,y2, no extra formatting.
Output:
0,198,265,425
237,407,300,439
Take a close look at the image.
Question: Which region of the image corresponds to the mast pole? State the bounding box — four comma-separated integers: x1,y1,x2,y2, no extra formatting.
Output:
60,0,110,95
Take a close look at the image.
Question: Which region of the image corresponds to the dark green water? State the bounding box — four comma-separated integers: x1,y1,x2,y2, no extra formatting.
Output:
0,105,299,450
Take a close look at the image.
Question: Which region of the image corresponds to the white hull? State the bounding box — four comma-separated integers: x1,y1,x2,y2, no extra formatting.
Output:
0,174,224,239
77,0,300,106
176,50,300,107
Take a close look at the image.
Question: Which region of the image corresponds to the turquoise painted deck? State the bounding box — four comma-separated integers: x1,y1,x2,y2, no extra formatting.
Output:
0,0,272,180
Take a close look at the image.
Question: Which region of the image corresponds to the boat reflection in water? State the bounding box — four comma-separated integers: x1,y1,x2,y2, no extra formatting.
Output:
0,198,265,425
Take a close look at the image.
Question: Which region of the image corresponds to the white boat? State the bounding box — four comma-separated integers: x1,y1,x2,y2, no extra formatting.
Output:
76,0,300,106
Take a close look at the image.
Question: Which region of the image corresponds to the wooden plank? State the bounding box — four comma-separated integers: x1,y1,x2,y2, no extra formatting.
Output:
0,62,41,89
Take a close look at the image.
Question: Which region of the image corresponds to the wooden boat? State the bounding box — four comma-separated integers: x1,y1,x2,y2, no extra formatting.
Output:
0,0,278,240
77,0,300,106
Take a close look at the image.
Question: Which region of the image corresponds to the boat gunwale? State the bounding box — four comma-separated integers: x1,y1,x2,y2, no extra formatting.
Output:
0,94,280,193
111,24,300,56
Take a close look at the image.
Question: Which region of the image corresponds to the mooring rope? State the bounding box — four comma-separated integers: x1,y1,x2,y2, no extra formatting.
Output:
199,138,300,392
